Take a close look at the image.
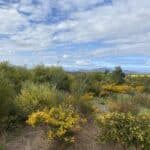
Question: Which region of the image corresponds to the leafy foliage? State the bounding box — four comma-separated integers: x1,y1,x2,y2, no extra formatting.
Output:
31,65,70,91
101,84,144,94
96,112,150,150
112,66,125,84
26,105,86,143
0,73,16,130
16,82,68,119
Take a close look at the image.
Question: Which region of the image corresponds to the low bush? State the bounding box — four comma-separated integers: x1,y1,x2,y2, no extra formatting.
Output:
96,112,150,150
31,65,70,91
69,94,99,117
108,94,139,114
101,85,144,94
132,93,150,108
0,144,5,150
26,105,86,144
0,73,16,131
16,82,68,120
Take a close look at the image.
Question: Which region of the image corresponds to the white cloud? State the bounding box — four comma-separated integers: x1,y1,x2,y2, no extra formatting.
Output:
0,0,150,71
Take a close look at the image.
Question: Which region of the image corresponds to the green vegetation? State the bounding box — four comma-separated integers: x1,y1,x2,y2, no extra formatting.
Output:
0,62,149,149
96,112,150,150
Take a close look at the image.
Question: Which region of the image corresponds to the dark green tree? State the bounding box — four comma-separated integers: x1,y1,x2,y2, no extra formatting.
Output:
112,66,125,84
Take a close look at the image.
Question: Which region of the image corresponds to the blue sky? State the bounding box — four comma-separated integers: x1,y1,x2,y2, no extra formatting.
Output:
0,0,150,72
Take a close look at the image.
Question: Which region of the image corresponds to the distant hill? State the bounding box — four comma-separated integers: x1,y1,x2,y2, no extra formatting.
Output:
68,68,138,74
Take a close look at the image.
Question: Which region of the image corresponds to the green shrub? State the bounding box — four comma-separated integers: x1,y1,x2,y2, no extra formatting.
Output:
68,94,98,117
0,144,5,150
31,65,70,91
96,112,150,150
112,66,125,84
16,82,68,119
0,61,30,93
0,73,16,130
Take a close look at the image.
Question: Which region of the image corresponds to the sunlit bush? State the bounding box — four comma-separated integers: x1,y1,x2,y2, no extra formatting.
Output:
101,84,144,94
80,92,94,101
16,82,68,119
135,86,144,92
26,105,86,144
101,85,133,93
96,112,150,150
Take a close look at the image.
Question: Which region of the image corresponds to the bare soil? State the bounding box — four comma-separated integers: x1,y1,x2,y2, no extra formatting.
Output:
0,122,122,150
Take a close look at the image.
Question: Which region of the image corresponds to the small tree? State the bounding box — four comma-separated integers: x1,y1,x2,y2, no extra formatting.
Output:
112,66,125,84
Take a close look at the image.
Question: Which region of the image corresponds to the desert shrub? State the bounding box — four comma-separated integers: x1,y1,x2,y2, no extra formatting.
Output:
0,144,5,150
70,72,101,96
132,93,150,108
96,112,150,150
70,73,91,96
0,62,30,93
108,95,139,114
135,86,144,92
0,73,16,131
64,93,98,117
16,82,68,119
101,85,144,95
26,105,86,144
31,65,70,91
102,85,133,93
112,66,125,84
74,94,99,116
80,92,94,101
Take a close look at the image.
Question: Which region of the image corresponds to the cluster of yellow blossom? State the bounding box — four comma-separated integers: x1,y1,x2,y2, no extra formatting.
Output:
26,105,86,143
80,92,94,101
128,74,150,78
101,85,144,94
96,112,150,149
135,86,144,92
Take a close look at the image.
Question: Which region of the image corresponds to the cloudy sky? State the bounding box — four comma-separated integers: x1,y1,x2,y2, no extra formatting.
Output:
0,0,150,72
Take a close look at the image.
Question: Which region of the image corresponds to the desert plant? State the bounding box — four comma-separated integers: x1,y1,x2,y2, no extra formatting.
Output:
0,73,16,131
16,82,68,119
112,66,125,84
108,94,139,114
31,65,70,91
96,112,150,150
26,105,86,144
0,144,5,150
132,93,150,108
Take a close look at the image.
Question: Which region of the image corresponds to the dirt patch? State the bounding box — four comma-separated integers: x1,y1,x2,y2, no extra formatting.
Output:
1,123,122,150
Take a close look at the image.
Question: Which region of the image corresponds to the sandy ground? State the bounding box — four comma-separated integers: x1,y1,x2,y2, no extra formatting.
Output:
0,122,123,150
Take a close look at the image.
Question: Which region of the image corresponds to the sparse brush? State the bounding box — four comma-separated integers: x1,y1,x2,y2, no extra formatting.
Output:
108,94,140,114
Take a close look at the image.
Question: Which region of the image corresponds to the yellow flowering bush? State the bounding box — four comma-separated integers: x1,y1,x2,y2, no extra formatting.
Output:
80,92,94,101
26,105,86,144
135,86,144,92
16,82,68,119
101,84,144,94
96,112,150,150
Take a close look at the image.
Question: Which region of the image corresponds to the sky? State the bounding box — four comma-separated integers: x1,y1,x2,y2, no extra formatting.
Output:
0,0,150,73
